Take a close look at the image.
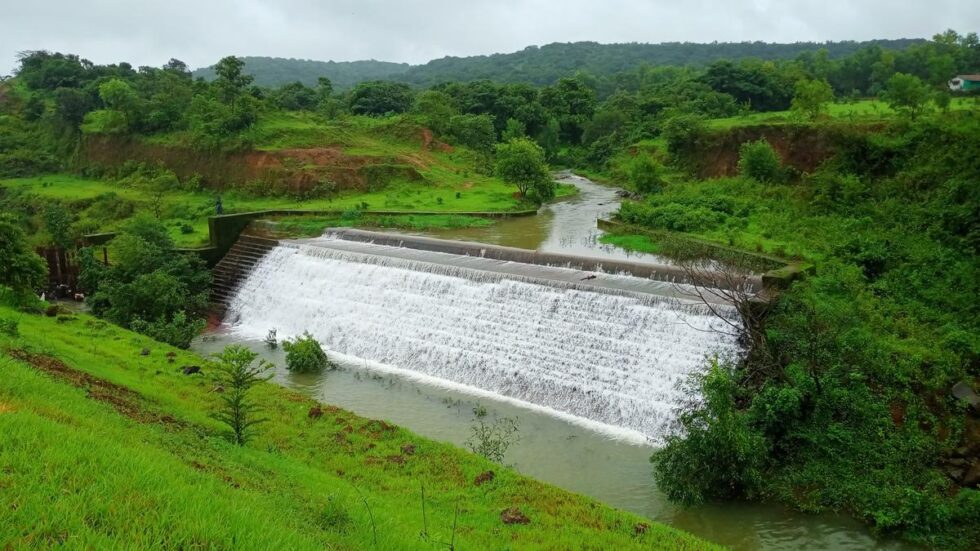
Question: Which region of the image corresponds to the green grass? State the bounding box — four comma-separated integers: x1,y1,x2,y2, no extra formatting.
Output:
0,306,715,550
598,234,663,255
706,97,978,129
265,213,496,238
1,173,531,248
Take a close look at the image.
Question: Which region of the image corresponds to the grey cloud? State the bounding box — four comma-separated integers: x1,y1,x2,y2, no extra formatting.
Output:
2,0,977,74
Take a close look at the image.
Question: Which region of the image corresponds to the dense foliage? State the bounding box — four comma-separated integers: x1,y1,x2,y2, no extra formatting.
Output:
643,118,980,548
200,39,925,89
79,216,210,348
192,56,410,90
0,215,47,304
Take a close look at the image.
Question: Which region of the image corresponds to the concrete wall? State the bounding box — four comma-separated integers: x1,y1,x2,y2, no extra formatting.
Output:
324,228,765,292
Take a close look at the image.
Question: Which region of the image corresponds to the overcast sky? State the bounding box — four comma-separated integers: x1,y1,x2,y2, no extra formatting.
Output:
3,1,978,74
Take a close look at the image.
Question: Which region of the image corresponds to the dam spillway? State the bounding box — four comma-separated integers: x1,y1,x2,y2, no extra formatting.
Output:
222,236,743,442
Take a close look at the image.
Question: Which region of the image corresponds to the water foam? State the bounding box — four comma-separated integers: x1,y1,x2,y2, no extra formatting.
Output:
225,242,742,441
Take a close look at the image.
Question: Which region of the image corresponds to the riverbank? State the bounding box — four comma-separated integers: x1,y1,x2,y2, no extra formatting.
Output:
0,305,715,550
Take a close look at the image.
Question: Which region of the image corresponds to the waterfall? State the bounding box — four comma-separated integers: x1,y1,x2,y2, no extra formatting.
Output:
225,240,743,442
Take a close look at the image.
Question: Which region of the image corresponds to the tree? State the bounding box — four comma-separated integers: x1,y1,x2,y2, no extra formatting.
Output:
348,81,414,116
213,56,253,107
272,81,318,111
791,78,834,119
98,78,141,129
652,359,768,505
494,138,553,202
882,73,931,119
211,345,271,445
0,215,47,303
43,203,75,248
540,77,596,144
412,90,458,135
738,139,783,183
934,91,952,113
501,118,527,141
447,114,496,156
53,87,95,128
81,216,209,348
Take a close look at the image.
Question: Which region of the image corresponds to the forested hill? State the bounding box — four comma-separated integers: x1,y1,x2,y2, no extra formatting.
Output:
397,39,926,86
193,38,926,89
192,57,410,89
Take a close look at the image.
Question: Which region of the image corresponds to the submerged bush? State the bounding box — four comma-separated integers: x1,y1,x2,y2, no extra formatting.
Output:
466,416,521,464
283,331,334,373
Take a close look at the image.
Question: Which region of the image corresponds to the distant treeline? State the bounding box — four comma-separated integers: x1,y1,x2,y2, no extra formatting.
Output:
192,58,409,90
192,39,927,89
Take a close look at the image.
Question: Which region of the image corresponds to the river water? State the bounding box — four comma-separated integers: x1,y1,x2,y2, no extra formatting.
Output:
194,173,916,550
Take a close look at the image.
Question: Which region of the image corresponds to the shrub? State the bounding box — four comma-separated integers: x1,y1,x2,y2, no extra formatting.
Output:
652,360,769,505
628,155,664,194
283,331,334,373
130,311,206,349
661,114,707,157
738,139,783,183
618,202,727,232
0,317,18,337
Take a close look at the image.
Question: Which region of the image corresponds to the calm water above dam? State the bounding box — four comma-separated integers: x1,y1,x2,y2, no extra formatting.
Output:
416,170,667,262
196,173,916,550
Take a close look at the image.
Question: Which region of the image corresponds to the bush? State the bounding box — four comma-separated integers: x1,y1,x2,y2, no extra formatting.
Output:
661,114,707,157
652,360,769,505
0,317,19,337
283,331,334,373
130,311,206,349
737,139,783,183
618,201,727,232
628,155,664,194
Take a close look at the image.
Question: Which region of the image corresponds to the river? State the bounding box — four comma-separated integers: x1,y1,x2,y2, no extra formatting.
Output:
194,172,916,550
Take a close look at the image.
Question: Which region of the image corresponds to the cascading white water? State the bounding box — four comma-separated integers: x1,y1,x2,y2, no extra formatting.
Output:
225,240,742,442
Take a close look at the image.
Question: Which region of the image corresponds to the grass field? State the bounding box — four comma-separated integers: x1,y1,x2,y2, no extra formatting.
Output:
1,173,540,247
262,213,496,238
706,97,978,129
0,305,715,550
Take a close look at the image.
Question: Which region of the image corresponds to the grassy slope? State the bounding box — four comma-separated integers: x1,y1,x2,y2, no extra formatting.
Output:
0,307,715,550
706,97,978,129
4,112,552,247
2,174,527,247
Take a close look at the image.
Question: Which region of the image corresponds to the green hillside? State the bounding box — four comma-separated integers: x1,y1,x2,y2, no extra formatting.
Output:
0,306,714,549
190,38,926,89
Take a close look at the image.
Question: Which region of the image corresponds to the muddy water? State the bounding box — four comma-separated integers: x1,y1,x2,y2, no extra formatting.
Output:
192,333,913,550
416,171,668,263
